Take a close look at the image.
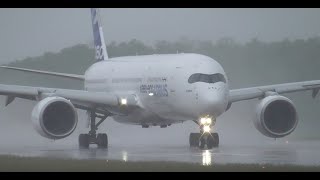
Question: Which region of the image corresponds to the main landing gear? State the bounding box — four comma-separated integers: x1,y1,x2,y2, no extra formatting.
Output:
189,117,219,149
79,111,109,149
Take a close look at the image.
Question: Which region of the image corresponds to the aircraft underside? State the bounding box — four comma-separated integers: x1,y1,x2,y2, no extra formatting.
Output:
112,110,184,128
78,108,220,149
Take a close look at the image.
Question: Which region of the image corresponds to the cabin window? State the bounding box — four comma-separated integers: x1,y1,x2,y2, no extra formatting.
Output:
188,73,226,84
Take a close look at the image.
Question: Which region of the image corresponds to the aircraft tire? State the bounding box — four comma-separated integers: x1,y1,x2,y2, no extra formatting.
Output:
79,134,90,149
97,133,108,149
189,133,200,147
211,133,219,148
199,138,206,149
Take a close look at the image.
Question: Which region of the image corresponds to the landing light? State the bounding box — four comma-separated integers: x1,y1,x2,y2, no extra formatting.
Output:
203,125,211,133
200,117,212,125
206,118,212,124
120,98,127,105
148,93,154,96
200,118,207,125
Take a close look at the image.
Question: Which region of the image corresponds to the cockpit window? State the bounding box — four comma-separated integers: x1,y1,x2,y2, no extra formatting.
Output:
188,73,226,84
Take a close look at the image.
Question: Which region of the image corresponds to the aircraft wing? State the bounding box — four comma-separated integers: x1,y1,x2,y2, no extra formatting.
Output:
0,84,138,114
229,80,320,103
0,66,84,81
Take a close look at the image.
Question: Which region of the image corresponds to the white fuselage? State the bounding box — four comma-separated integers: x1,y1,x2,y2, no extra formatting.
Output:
84,53,229,126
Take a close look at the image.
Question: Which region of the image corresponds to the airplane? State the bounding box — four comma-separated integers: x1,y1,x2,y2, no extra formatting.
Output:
0,8,320,149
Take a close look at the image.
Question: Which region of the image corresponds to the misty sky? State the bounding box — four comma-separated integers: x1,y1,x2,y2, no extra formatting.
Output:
0,8,320,63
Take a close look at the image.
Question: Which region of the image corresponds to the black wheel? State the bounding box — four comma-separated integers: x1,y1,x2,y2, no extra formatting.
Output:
211,133,219,148
79,134,90,149
207,136,214,149
189,133,200,147
199,137,206,149
97,133,108,149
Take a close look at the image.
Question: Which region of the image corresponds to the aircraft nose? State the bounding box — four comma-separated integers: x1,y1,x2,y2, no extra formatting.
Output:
203,91,224,106
197,84,227,116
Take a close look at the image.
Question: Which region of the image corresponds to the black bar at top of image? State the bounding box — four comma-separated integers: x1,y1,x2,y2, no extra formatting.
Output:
1,0,319,8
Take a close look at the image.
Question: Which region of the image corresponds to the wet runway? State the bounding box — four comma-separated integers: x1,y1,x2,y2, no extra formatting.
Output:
2,99,320,166
1,140,320,166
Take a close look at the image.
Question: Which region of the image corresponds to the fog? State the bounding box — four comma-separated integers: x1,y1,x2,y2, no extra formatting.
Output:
0,8,319,151
1,8,320,63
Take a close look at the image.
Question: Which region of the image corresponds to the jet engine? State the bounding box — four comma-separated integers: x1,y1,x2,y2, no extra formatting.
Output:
32,97,78,139
254,95,298,138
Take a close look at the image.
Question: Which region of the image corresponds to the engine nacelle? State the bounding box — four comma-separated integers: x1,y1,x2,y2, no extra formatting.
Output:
254,95,298,138
32,97,78,139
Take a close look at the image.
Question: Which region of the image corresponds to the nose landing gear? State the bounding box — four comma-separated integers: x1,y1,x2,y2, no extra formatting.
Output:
189,117,219,149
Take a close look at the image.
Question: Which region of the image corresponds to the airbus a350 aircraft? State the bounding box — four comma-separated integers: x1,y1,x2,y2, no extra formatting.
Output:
0,8,319,149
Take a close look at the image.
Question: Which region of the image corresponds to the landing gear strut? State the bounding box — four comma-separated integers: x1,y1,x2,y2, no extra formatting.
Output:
79,110,109,149
189,117,219,149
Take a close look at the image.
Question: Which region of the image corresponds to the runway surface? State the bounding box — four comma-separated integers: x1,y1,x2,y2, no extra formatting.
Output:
0,140,320,166
2,98,320,167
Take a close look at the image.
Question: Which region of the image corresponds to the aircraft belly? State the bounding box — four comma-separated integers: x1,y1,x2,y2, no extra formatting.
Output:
112,108,176,125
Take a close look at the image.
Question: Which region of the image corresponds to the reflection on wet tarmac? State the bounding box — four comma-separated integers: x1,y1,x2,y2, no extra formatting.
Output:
257,148,297,165
202,150,212,166
122,151,128,162
78,148,109,159
0,140,320,166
